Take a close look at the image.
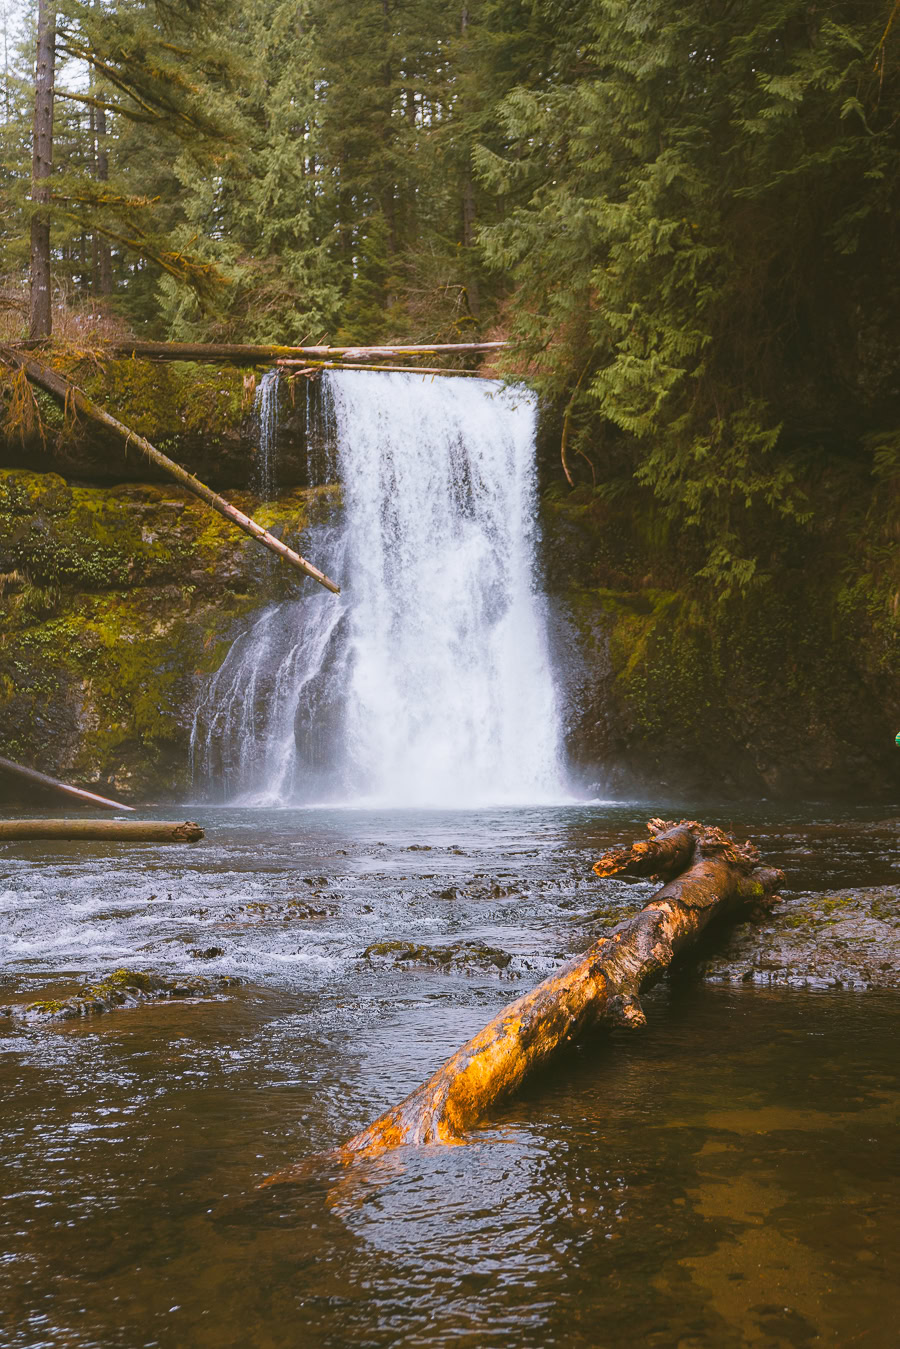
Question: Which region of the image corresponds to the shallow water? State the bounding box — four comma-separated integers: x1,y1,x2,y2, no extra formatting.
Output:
1,801,898,1347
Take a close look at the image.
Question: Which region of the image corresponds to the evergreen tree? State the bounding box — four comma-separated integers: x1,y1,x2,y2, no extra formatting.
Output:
3,0,243,335
159,0,344,343
478,0,900,591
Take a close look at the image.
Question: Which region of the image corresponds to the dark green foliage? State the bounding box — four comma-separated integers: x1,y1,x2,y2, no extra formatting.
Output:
3,0,897,604
478,0,900,591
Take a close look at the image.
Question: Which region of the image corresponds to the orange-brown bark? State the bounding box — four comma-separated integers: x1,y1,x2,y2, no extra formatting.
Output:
592,817,699,880
262,822,782,1184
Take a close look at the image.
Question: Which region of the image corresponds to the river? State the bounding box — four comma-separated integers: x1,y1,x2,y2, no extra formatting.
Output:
1,801,898,1347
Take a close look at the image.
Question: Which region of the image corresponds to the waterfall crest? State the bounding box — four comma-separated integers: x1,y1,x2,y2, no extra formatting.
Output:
192,370,567,807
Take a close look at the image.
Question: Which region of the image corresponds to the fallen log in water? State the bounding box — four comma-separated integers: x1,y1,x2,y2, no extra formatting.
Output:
0,819,204,842
0,345,340,594
0,754,134,812
262,819,782,1183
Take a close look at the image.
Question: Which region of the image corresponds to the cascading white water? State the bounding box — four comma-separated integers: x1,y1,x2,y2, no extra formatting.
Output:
192,370,567,807
253,370,280,500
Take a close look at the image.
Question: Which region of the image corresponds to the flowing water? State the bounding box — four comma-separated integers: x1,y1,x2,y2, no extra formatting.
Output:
253,370,280,502
0,802,898,1348
3,378,898,1346
192,371,564,808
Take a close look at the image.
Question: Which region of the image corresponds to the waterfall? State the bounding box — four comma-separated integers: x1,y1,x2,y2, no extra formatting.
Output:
192,370,567,807
253,370,280,500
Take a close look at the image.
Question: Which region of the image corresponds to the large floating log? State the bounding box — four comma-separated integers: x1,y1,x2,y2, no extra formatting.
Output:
15,340,508,365
0,754,134,812
0,819,204,842
0,346,340,594
262,820,782,1183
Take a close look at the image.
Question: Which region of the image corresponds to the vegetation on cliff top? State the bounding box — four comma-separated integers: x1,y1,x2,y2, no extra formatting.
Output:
4,0,898,599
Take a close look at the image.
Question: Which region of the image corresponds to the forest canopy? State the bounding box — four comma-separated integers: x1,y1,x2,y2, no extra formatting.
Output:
2,0,899,592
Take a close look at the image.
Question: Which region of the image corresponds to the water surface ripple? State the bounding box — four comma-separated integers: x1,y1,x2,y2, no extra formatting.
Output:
0,801,897,1348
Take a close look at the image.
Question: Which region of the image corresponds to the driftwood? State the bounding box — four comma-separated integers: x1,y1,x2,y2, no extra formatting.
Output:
0,754,134,812
0,819,204,842
15,340,508,365
262,819,782,1184
0,346,340,594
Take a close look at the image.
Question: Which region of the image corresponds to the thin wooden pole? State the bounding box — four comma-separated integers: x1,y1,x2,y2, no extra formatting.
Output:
0,819,204,842
0,753,135,811
0,346,341,594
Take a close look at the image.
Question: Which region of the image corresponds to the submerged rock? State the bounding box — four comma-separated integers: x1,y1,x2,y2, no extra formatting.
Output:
362,938,513,973
1,967,241,1021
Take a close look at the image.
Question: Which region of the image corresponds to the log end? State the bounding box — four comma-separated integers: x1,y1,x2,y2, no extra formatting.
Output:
172,821,205,842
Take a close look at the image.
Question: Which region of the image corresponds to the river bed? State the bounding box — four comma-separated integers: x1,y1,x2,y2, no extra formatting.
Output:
1,802,898,1347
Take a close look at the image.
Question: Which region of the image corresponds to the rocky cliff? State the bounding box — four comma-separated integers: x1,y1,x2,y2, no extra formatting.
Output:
2,358,897,801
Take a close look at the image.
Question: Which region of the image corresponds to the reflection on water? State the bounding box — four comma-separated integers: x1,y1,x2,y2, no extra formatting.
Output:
0,801,898,1347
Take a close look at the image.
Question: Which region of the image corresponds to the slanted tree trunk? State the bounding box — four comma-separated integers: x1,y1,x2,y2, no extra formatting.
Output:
29,0,55,339
262,820,782,1183
0,346,340,594
0,754,133,811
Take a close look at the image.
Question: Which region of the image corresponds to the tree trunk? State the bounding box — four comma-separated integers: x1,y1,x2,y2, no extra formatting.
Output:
277,361,482,377
0,346,341,594
0,754,134,811
93,98,113,296
262,820,782,1183
17,340,508,364
0,819,204,842
29,0,55,339
461,175,480,318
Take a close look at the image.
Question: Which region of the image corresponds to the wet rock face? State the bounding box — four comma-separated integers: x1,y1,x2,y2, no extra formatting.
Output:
1,360,335,491
0,968,241,1021
541,489,900,800
0,467,339,801
697,886,900,990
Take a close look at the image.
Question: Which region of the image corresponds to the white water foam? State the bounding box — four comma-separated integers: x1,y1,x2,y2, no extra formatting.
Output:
192,371,567,807
253,370,280,501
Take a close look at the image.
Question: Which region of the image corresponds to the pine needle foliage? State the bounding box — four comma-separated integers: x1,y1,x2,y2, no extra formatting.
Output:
477,0,900,592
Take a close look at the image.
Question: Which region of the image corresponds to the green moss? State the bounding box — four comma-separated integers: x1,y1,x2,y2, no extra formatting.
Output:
74,359,247,444
16,968,241,1021
363,939,512,971
0,467,331,798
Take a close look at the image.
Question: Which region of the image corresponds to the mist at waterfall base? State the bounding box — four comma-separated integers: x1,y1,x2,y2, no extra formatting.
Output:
193,371,570,809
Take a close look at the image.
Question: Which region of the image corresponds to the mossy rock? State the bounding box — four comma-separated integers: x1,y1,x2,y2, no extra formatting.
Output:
0,468,340,799
363,938,513,973
1,967,242,1021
